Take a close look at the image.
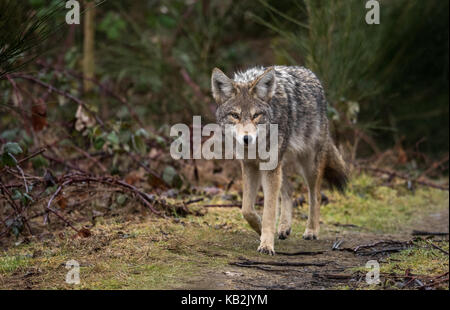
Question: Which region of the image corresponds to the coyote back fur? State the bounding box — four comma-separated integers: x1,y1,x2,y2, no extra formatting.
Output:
211,65,348,255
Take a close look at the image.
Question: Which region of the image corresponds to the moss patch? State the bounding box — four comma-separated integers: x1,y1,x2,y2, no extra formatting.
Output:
340,239,449,290
320,174,449,233
0,254,30,274
381,240,449,277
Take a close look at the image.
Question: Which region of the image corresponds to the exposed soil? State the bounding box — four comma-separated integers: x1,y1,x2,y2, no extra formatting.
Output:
178,209,449,290
1,177,448,290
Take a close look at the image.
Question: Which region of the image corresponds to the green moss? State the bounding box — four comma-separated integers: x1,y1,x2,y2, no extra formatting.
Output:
381,240,449,277
0,255,30,274
321,174,449,233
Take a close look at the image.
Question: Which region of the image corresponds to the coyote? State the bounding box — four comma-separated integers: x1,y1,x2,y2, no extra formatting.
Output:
211,66,348,255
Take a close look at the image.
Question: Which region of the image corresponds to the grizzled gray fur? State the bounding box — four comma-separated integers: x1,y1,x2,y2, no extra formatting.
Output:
211,65,348,255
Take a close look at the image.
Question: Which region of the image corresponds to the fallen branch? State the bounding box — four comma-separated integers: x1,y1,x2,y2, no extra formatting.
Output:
415,154,449,181
333,239,412,256
412,230,449,236
277,250,325,256
358,165,449,191
231,258,328,267
381,271,449,290
184,197,204,205
427,241,449,255
0,148,46,175
42,173,170,233
8,73,105,128
312,273,353,280
45,181,79,233
42,154,88,174
200,201,265,208
229,262,281,272
201,203,242,208
331,222,360,229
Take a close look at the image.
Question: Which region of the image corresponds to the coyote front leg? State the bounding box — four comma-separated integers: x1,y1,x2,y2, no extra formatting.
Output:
258,164,282,255
241,162,262,235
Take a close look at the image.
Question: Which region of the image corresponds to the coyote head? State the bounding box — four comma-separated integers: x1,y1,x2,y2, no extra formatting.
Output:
211,67,276,146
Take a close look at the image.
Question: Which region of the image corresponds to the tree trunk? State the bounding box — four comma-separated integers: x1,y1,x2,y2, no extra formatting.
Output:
83,1,95,93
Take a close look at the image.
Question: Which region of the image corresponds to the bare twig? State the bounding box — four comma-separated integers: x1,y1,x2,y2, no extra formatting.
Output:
415,154,449,181
0,148,46,175
412,230,449,236
231,258,328,267
8,73,105,128
277,250,325,256
45,181,79,233
427,240,449,255
358,165,449,191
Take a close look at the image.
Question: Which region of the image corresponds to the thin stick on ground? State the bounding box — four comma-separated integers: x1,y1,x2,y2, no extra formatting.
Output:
358,165,449,191
45,181,79,233
277,250,325,256
427,241,449,255
232,258,328,267
412,230,449,236
0,148,46,175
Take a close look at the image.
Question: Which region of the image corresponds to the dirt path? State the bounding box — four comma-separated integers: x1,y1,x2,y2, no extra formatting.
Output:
1,176,448,290
180,209,449,290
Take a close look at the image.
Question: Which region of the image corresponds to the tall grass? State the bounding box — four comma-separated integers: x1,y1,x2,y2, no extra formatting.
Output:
258,0,449,156
0,0,66,77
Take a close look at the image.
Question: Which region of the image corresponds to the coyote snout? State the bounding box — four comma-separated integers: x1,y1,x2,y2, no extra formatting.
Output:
234,123,257,146
211,65,348,255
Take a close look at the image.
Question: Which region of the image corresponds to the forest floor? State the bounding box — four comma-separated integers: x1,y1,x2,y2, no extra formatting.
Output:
0,174,448,290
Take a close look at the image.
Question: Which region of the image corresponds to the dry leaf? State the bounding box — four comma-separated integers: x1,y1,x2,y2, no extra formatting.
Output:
57,196,68,210
75,105,95,132
31,98,47,131
77,228,92,238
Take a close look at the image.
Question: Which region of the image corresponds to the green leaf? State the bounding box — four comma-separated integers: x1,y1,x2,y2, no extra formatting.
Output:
162,166,183,189
3,142,23,155
158,15,177,29
99,12,127,40
22,193,34,205
155,136,166,146
31,155,49,169
107,131,120,146
6,217,23,238
2,152,17,167
132,135,147,155
117,194,127,205
12,189,22,200
0,129,19,140
135,128,150,138
94,137,106,150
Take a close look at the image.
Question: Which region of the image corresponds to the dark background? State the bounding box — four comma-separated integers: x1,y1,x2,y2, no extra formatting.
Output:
1,0,449,172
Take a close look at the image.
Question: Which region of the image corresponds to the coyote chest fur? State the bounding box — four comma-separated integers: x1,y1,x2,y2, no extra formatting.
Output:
211,65,348,255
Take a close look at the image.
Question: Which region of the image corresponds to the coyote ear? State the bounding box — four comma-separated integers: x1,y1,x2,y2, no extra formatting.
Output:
211,68,234,104
251,68,276,101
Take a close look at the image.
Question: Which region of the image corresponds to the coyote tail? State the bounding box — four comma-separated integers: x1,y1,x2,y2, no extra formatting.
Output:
323,140,348,193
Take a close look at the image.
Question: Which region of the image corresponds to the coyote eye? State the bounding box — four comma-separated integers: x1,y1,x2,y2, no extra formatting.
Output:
252,112,263,120
228,113,240,119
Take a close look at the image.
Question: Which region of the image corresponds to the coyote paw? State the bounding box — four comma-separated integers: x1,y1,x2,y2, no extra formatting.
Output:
277,226,291,240
302,228,319,240
257,241,275,255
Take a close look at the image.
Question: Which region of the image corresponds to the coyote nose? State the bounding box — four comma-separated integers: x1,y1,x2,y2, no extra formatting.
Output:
243,135,252,145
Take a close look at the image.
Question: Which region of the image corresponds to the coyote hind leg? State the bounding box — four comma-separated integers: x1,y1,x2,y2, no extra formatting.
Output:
301,156,324,240
278,174,293,240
